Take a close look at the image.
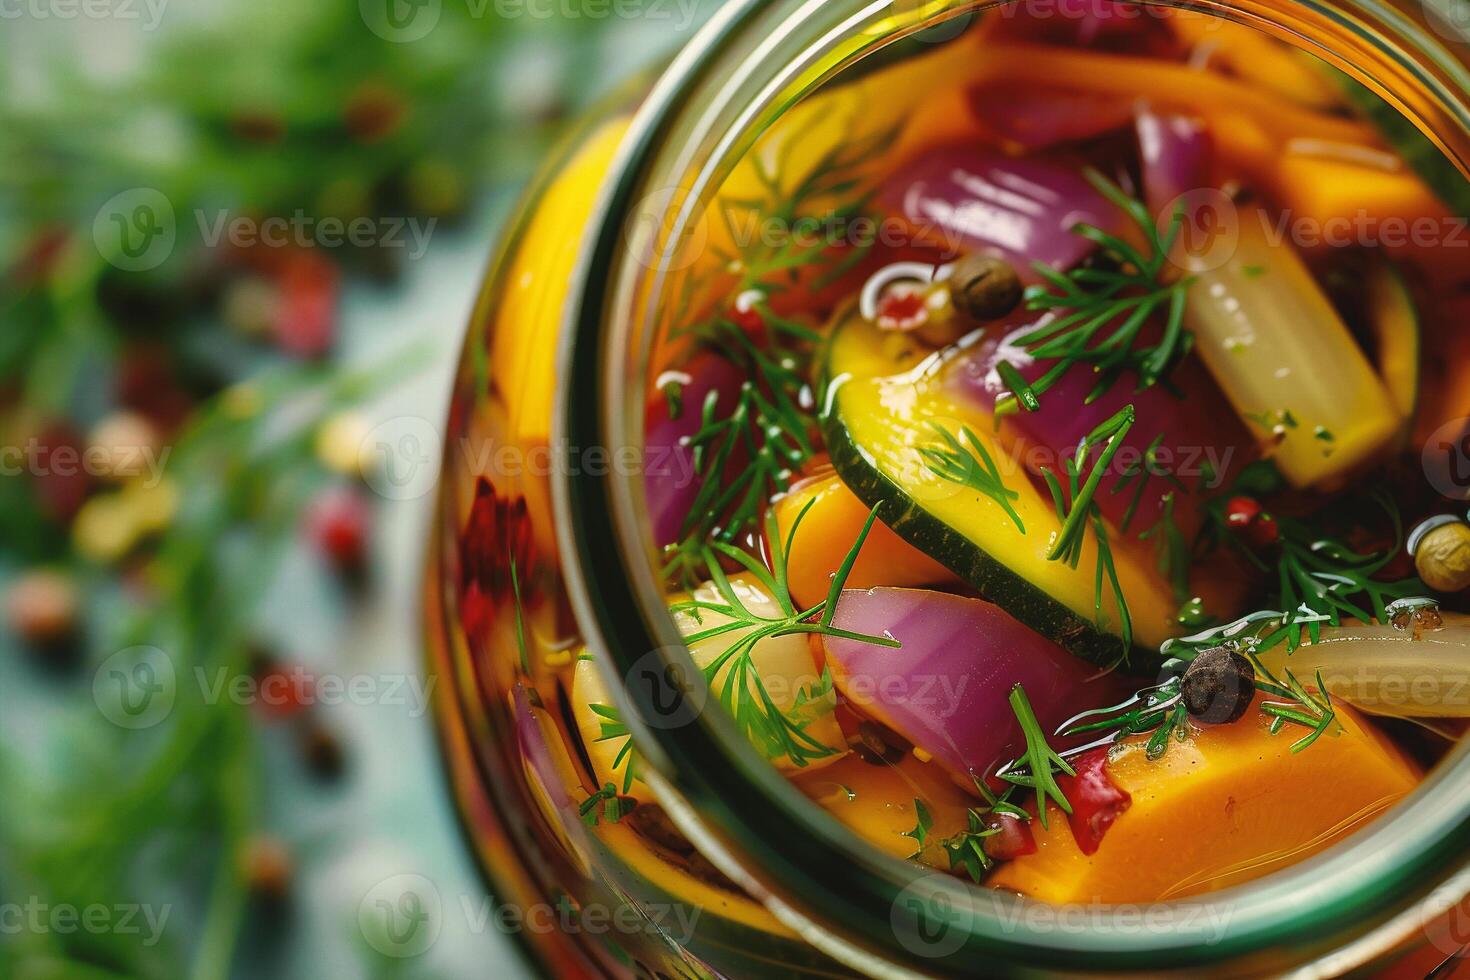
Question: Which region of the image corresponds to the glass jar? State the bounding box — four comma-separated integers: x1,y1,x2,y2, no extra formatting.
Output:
424,1,1470,976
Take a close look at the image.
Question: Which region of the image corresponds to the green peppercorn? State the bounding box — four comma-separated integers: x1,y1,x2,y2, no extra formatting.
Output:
949,253,1022,323
1181,646,1256,724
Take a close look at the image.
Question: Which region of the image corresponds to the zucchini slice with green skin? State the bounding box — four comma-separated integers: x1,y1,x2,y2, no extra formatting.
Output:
1336,73,1470,218
1367,259,1420,427
819,309,1176,672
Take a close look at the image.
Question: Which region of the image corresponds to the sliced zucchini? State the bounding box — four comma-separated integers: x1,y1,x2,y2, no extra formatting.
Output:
1335,72,1470,218
1367,259,1420,426
819,310,1177,670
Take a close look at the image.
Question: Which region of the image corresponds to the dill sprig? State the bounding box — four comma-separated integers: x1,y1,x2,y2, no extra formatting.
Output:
909,779,1032,882
661,124,898,583
1185,466,1424,655
1253,660,1337,752
663,339,816,585
598,500,901,789
673,500,900,766
588,702,641,794
997,684,1075,830
1110,432,1186,534
1062,678,1193,761
1266,515,1423,651
941,810,1002,882
1138,490,1192,606
919,422,1025,532
1152,623,1340,752
578,782,635,826
1042,405,1136,653
718,123,898,292
997,169,1194,415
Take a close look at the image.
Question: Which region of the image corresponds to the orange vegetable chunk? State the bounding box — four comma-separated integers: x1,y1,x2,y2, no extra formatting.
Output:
989,701,1420,903
771,468,957,610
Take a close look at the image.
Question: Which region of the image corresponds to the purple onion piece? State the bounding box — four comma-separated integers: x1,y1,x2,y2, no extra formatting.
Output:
1136,106,1211,219
824,588,1128,784
513,683,575,814
644,352,745,546
883,145,1122,276
947,334,1245,534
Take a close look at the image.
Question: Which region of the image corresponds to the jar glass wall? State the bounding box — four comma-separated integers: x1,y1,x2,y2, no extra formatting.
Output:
426,2,1470,976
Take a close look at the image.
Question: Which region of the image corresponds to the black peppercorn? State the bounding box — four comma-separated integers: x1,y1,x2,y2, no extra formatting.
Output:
949,253,1022,323
1181,646,1256,724
300,722,347,781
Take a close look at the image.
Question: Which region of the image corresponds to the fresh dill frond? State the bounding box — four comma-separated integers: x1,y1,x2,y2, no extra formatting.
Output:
1188,473,1424,655
998,684,1075,829
1110,431,1186,534
1252,661,1338,753
671,501,900,768
1138,490,1192,605
1061,677,1193,762
1041,405,1136,652
997,169,1195,414
579,782,635,826
919,422,1025,533
603,502,902,786
587,702,641,794
941,810,1001,882
661,123,899,584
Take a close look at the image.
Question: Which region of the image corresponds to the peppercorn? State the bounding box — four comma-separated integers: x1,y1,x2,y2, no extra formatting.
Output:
1223,495,1279,549
299,722,347,781
1414,521,1470,593
305,485,371,574
86,411,161,482
6,569,79,650
948,253,1022,323
1223,496,1262,528
239,835,293,901
1181,646,1256,724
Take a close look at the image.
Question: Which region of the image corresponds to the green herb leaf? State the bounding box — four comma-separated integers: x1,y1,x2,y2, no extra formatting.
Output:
997,170,1195,414
902,798,934,858
665,504,901,770
999,684,1075,829
919,422,1025,533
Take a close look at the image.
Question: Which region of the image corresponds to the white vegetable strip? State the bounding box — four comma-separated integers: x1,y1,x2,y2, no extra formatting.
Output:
1256,613,1470,719
1182,202,1399,488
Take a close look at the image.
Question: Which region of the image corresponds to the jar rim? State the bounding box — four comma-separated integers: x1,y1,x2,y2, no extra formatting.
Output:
552,1,1470,973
